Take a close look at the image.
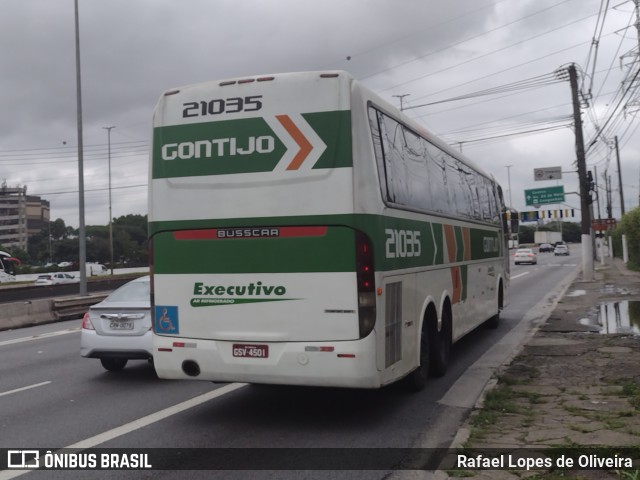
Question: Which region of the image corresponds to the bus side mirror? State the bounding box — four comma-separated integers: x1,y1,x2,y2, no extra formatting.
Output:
510,217,519,236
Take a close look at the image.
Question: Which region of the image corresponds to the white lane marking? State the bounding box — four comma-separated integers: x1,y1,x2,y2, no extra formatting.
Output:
67,382,247,448
0,381,51,398
0,328,80,347
0,382,248,480
511,272,531,280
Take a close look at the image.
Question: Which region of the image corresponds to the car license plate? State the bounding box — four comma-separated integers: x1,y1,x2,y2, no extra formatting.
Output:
110,321,133,330
232,344,268,358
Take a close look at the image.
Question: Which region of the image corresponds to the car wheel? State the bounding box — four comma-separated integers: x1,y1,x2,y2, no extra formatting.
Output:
100,358,128,372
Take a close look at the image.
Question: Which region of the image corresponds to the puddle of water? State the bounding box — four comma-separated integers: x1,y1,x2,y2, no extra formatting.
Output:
579,300,640,335
566,289,587,297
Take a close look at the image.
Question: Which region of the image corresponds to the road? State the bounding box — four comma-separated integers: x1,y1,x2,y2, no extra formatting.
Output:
0,246,580,479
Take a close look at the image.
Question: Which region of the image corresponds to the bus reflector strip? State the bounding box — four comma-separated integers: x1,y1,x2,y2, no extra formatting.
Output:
305,346,335,352
337,354,356,358
158,348,172,352
173,226,328,240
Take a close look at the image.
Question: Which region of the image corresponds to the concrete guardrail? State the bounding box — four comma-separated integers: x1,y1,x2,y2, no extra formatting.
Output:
0,294,108,332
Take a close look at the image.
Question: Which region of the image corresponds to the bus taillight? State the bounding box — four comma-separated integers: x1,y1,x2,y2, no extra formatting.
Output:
355,231,376,338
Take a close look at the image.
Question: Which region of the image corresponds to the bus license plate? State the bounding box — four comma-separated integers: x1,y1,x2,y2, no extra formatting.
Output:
232,344,268,358
110,321,133,330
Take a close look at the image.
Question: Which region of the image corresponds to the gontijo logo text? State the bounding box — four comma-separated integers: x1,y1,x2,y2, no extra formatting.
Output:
153,113,329,178
162,136,275,160
191,281,297,307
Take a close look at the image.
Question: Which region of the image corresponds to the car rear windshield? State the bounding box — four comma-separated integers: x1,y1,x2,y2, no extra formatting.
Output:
106,280,150,303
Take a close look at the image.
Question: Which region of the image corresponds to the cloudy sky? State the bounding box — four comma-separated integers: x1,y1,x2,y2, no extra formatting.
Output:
1,0,638,228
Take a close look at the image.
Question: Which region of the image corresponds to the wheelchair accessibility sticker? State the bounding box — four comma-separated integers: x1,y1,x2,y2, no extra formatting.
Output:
154,306,179,334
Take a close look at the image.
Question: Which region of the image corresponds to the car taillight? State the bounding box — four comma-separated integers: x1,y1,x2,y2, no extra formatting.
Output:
355,231,376,338
81,312,95,330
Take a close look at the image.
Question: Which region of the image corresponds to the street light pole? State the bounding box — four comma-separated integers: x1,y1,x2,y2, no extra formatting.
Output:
103,126,115,275
505,165,513,206
74,0,87,295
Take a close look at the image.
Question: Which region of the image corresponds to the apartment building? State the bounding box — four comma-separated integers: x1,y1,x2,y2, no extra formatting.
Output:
0,184,49,251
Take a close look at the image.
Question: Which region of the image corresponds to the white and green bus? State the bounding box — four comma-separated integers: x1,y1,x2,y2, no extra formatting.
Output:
149,71,514,390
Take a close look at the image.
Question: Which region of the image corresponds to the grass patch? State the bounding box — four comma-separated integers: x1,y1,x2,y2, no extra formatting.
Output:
470,385,522,431
614,380,640,410
498,364,540,386
483,385,519,411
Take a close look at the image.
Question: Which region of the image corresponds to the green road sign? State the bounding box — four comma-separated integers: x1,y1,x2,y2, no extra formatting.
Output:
524,185,565,206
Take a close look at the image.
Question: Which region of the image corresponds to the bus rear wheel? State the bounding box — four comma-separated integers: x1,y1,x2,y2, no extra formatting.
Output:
430,305,451,377
404,323,430,392
486,281,504,329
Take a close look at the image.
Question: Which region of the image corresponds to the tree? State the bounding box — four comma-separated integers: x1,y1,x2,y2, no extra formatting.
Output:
612,206,640,270
21,214,149,267
50,218,69,240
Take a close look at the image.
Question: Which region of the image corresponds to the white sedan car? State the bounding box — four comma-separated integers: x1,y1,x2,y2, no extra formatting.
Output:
514,248,538,265
34,273,79,285
80,276,152,372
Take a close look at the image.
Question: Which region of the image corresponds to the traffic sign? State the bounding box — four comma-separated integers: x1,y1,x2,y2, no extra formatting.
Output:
525,186,565,206
534,166,562,181
592,218,617,230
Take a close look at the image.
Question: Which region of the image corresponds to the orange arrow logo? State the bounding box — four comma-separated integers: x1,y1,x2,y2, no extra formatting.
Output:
275,114,313,170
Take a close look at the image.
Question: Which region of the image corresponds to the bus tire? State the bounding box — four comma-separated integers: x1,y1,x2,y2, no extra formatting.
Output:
430,303,451,377
485,281,503,329
404,322,430,392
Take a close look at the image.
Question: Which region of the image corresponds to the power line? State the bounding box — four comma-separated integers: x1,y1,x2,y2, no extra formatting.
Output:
376,9,604,96
404,71,565,111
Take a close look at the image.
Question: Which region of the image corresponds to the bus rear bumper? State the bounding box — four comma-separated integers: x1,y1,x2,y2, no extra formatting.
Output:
153,332,381,389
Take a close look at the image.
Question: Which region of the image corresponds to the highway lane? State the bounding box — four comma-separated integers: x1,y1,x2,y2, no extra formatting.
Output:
0,246,581,479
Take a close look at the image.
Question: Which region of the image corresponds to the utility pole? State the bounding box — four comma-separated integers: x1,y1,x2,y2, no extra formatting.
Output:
568,64,593,280
614,136,625,216
505,165,513,206
607,174,613,219
594,165,602,221
392,94,410,111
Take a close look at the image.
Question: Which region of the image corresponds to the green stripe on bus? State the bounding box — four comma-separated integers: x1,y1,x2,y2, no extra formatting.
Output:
303,111,352,169
153,226,356,274
150,214,502,274
454,226,464,263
